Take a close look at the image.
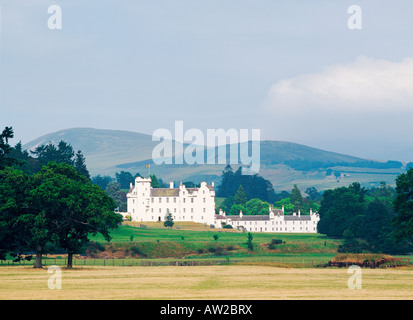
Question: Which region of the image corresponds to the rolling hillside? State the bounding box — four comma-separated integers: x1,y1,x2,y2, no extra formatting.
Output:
23,127,406,191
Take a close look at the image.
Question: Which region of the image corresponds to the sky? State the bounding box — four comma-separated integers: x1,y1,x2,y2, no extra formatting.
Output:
1,0,413,161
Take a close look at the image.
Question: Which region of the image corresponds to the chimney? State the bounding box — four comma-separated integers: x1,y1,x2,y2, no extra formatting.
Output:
282,205,284,213
310,208,313,215
298,209,301,217
239,210,243,218
170,181,174,189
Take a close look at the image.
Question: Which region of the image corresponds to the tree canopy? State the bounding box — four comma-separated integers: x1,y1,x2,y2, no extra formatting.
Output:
0,127,122,268
216,165,277,202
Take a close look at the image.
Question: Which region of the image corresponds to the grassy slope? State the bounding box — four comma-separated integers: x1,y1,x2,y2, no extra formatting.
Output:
88,222,340,260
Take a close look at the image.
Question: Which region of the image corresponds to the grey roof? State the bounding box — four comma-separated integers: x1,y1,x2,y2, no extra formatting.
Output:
216,213,314,222
150,188,180,197
226,215,270,221
283,215,312,221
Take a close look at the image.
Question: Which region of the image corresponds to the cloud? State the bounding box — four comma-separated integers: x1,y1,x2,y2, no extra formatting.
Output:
265,56,413,114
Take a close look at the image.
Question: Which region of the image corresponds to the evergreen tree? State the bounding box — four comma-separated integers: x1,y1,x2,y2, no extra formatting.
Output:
74,150,90,180
164,210,174,228
235,185,247,206
0,127,15,169
290,184,305,213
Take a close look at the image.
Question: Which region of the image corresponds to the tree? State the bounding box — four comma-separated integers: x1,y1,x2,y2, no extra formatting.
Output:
150,174,167,188
29,162,122,268
0,127,15,170
305,187,321,201
216,165,277,202
234,185,247,206
74,150,90,180
92,175,113,190
116,171,135,189
229,204,249,215
31,140,75,166
318,183,367,238
105,181,124,211
58,182,122,268
393,169,413,241
246,232,254,251
0,167,33,261
220,196,234,214
290,185,304,213
246,198,270,215
164,210,174,228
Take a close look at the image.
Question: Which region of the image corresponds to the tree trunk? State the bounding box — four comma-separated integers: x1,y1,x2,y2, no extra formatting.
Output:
33,245,43,268
67,251,73,269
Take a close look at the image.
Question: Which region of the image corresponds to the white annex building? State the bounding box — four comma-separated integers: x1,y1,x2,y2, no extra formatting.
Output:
214,207,320,233
126,177,216,225
126,176,320,233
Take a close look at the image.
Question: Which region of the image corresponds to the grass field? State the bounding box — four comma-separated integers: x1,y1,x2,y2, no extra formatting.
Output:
1,265,413,300
2,222,413,300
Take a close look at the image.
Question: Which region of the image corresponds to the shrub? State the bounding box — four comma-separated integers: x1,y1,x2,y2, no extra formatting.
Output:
271,239,283,245
130,246,147,257
87,241,105,253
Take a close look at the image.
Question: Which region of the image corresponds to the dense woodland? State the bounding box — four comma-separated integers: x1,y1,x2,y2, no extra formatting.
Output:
1,126,413,263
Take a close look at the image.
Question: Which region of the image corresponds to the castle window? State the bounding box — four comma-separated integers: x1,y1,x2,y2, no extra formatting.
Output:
203,198,206,203
203,208,206,213
151,198,154,203
166,198,169,203
174,198,176,203
159,208,161,213
159,198,162,203
191,198,194,203
191,208,193,213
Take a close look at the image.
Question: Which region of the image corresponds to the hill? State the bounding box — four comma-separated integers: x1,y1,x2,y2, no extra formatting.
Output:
23,127,406,191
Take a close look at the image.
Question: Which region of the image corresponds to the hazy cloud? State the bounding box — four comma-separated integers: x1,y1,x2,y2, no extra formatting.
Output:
265,56,413,115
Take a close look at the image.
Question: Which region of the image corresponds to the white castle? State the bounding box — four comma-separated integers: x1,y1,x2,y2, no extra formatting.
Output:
126,177,216,225
126,176,320,233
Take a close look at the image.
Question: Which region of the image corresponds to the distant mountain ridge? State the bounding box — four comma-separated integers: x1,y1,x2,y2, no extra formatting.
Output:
23,127,405,191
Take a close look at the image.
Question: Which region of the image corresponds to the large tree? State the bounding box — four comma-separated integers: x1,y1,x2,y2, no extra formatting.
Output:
393,168,413,241
216,165,276,202
317,182,367,238
28,162,122,268
0,167,33,261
